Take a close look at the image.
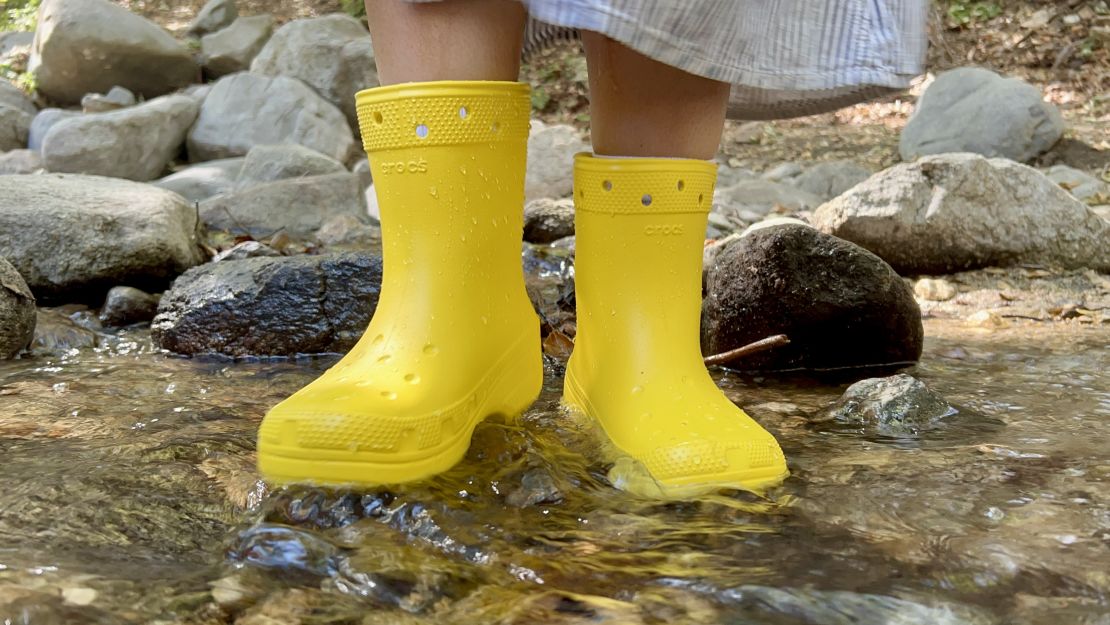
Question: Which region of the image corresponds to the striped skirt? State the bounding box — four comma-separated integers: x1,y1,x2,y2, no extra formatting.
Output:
407,0,929,120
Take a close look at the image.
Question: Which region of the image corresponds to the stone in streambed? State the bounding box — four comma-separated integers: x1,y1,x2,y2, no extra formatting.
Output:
0,81,35,152
0,149,43,174
820,374,957,437
152,157,245,203
701,224,922,372
523,198,575,244
187,0,238,38
0,174,205,303
80,86,136,113
29,0,197,104
199,172,366,237
27,108,80,151
234,143,346,190
525,120,587,202
99,286,159,326
812,153,1110,273
0,257,36,358
152,252,382,357
201,14,274,78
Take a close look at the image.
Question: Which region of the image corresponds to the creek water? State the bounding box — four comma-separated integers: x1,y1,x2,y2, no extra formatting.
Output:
0,316,1106,624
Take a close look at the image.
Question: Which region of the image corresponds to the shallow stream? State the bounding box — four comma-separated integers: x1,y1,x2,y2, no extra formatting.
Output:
0,318,1106,624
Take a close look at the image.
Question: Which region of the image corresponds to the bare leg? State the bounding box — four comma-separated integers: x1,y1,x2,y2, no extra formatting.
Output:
582,32,729,159
365,0,527,85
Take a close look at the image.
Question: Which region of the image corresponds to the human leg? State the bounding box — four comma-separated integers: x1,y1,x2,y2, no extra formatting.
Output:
565,34,788,496
257,1,540,486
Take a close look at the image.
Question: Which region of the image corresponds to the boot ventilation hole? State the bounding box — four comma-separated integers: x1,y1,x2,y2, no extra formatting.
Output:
677,180,685,191
459,106,469,119
602,180,612,191
589,180,690,206
415,124,429,139
641,194,652,206
372,111,383,124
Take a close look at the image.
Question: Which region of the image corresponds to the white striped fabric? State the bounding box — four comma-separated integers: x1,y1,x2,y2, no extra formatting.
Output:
403,0,928,120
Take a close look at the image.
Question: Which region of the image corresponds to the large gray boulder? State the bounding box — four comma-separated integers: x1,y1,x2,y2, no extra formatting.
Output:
812,153,1110,273
29,0,197,105
151,157,245,203
525,120,587,202
1043,164,1109,204
80,85,136,113
41,94,199,181
249,14,376,131
28,108,80,151
187,72,356,164
0,81,35,151
199,172,367,237
0,257,36,358
711,178,823,231
900,68,1064,163
201,14,273,78
0,174,205,302
152,252,382,357
186,0,238,38
793,160,874,202
701,223,922,373
234,143,346,190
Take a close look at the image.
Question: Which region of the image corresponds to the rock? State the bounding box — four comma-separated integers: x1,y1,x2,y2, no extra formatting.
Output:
0,257,36,358
152,252,382,357
29,0,197,105
41,94,199,181
525,120,587,202
793,160,873,201
28,108,81,151
505,467,563,508
761,162,803,182
98,286,159,326
199,172,366,237
900,68,1064,163
812,154,1110,273
80,86,135,113
187,72,355,164
711,178,822,230
212,240,281,262
315,213,379,247
716,163,757,188
0,31,33,61
1043,164,1109,203
31,308,100,354
235,143,346,190
0,174,205,302
186,0,238,38
914,278,957,302
249,14,376,131
701,224,923,372
201,14,273,79
966,309,1005,328
351,156,372,190
729,586,991,625
0,82,35,151
739,216,811,238
0,149,43,175
523,198,575,244
151,157,244,202
821,374,957,437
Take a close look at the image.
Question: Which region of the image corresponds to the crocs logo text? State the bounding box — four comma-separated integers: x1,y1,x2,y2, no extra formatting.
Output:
644,224,684,236
380,159,428,174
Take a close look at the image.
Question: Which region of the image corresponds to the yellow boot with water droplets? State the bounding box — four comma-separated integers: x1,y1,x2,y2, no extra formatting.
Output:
258,81,542,487
564,154,789,497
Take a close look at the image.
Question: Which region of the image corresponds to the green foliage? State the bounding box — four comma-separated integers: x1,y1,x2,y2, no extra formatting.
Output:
339,0,365,20
0,0,39,32
945,1,1001,29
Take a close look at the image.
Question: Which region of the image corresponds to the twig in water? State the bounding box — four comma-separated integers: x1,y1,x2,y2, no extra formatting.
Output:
703,334,790,367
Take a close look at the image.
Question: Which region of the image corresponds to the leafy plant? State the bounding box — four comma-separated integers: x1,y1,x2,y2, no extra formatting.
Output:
945,1,1001,29
339,0,365,20
0,0,39,32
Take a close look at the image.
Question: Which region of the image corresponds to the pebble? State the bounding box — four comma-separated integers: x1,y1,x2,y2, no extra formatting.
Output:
914,278,958,302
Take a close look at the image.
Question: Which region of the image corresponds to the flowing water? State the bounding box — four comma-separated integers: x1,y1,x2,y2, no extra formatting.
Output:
0,314,1107,624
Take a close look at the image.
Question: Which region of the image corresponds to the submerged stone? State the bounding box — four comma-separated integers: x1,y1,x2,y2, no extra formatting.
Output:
822,374,958,437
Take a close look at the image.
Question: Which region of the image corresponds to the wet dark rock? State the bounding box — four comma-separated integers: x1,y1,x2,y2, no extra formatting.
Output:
0,174,206,303
506,467,564,508
212,240,281,262
31,308,100,354
0,257,36,358
901,67,1063,163
199,172,366,237
28,0,197,105
820,374,958,437
524,198,575,244
813,154,1110,273
231,523,342,577
701,224,923,372
99,286,159,326
152,252,382,357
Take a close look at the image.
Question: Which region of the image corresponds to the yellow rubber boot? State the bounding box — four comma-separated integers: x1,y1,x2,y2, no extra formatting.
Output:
564,154,788,497
258,81,542,487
